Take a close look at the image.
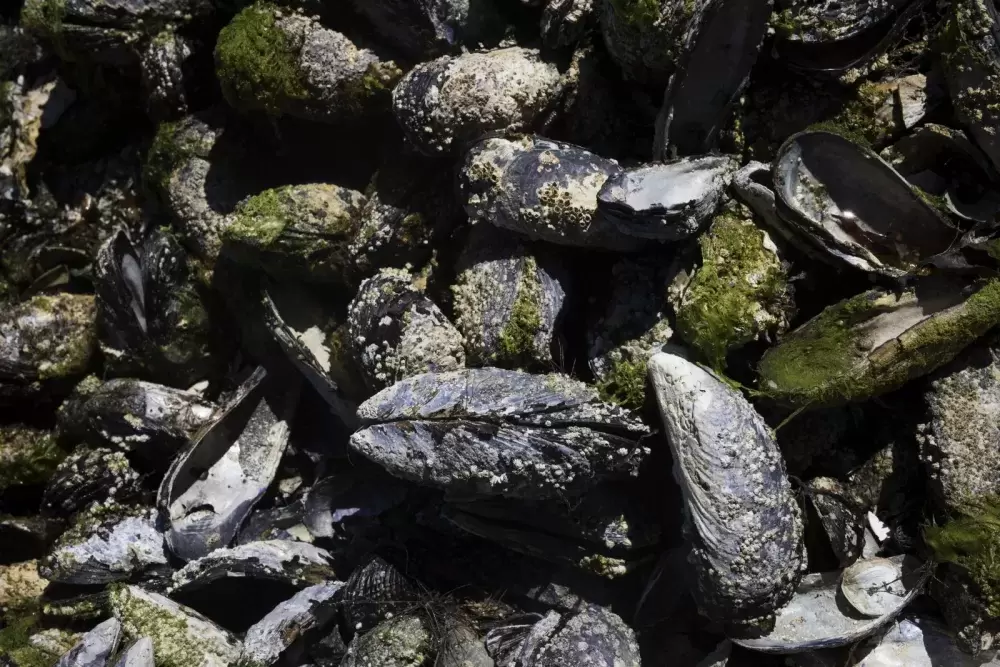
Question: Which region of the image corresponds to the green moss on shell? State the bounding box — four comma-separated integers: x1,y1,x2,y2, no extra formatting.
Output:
595,356,648,411
143,121,198,195
19,0,64,44
759,280,1000,408
608,0,661,28
495,256,543,367
674,210,791,371
925,500,1000,618
0,426,65,490
214,2,308,116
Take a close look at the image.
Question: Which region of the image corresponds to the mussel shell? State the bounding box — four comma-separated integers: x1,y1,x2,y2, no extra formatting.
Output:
42,448,142,518
112,637,154,667
773,130,959,277
597,156,737,240
772,0,928,71
854,616,981,666
649,350,803,629
239,581,342,667
54,617,122,667
338,555,420,635
437,621,494,667
459,135,644,251
340,614,432,667
302,470,408,540
110,585,243,667
157,366,299,562
237,500,308,545
655,0,772,156
839,557,908,618
731,555,928,653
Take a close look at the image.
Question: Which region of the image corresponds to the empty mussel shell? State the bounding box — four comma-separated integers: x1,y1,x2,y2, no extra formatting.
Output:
596,156,737,240
773,130,960,277
54,617,121,667
731,555,927,653
349,367,651,499
110,584,242,667
839,557,908,618
157,366,300,561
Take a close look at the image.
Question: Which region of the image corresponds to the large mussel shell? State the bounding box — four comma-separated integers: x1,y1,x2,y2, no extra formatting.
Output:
40,506,169,585
773,130,960,277
649,350,803,630
732,555,928,653
261,281,360,427
239,581,342,667
655,0,772,156
157,366,300,562
758,276,1000,408
338,555,420,636
110,585,243,667
54,617,122,667
61,378,215,468
459,135,644,251
42,448,142,517
772,0,928,71
596,156,737,240
349,368,651,499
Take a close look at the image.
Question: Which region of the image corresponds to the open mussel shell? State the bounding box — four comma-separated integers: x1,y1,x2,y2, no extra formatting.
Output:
110,584,243,667
596,156,737,240
732,555,927,653
349,368,651,499
654,0,772,156
40,506,169,585
758,275,1000,408
261,281,359,427
649,349,804,630
112,637,154,667
239,580,342,667
773,130,960,277
854,615,984,666
839,557,909,618
157,366,300,562
54,617,122,667
772,0,928,71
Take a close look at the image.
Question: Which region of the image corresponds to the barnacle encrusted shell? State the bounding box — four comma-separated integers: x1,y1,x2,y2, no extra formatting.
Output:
459,134,644,251
649,350,803,630
167,541,336,595
347,268,465,392
340,614,432,667
350,368,651,499
110,585,242,667
215,2,402,121
239,581,342,667
599,0,703,84
758,277,1000,408
392,47,563,155
222,183,367,285
42,448,141,517
668,205,793,370
919,340,1000,515
451,224,568,370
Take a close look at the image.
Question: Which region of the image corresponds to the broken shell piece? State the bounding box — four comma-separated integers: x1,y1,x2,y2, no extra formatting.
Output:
839,557,908,618
55,617,122,667
649,350,803,630
113,637,154,667
110,584,242,667
731,555,927,653
157,366,300,562
168,540,335,594
340,614,433,667
339,555,420,635
854,616,982,667
40,506,169,585
239,581,343,667
597,156,737,241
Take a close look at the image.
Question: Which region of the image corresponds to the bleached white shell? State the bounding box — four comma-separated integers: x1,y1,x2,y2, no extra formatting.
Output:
840,557,907,618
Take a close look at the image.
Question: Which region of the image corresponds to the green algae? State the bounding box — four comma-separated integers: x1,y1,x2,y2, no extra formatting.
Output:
143,121,198,195
0,427,65,491
926,501,1000,618
595,356,648,411
496,256,543,367
19,0,65,45
215,2,308,115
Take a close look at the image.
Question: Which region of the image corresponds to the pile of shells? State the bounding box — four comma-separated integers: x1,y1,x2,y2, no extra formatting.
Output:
6,0,1000,665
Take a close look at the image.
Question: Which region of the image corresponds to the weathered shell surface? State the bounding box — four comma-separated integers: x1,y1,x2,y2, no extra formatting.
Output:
347,268,466,392
168,540,335,594
340,614,432,667
158,367,299,561
597,157,738,240
239,581,342,667
393,47,563,156
773,131,958,277
920,340,1000,515
758,277,1000,408
451,224,568,369
113,637,155,667
854,616,982,666
649,350,803,628
599,0,705,84
437,621,494,667
489,606,640,667
41,506,169,585
732,555,927,653
42,448,142,517
350,368,650,498
54,617,122,667
840,557,908,618
110,585,242,667
807,477,865,566
459,135,644,251
339,555,420,634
